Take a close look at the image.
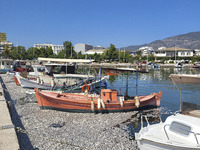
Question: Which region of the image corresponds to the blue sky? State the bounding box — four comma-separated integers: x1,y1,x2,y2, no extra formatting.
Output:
1,0,200,49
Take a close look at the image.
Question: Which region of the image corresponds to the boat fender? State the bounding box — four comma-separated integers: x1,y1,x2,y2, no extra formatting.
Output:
40,80,44,85
82,84,90,93
97,98,101,109
120,97,124,107
91,100,95,112
100,98,105,109
51,78,55,87
135,96,140,108
37,77,40,84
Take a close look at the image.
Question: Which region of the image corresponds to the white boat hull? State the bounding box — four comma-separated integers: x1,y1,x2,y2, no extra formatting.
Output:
136,137,199,150
169,74,200,84
19,78,61,90
135,113,200,150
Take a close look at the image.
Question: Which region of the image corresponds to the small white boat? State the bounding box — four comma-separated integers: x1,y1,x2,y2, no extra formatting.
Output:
135,102,200,150
175,62,183,68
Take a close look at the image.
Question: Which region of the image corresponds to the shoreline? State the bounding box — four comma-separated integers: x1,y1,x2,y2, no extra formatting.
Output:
1,74,145,150
78,62,193,68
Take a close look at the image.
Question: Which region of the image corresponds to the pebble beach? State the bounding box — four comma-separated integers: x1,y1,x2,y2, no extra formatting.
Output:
1,74,161,150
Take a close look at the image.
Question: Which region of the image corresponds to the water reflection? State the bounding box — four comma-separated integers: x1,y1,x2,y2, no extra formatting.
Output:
78,66,200,112
113,108,162,139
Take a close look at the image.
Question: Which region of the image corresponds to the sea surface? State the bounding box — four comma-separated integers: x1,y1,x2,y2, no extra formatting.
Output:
80,66,200,112
80,66,200,124
103,66,200,132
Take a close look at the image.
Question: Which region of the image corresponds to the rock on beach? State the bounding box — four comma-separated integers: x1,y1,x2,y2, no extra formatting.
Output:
1,74,160,150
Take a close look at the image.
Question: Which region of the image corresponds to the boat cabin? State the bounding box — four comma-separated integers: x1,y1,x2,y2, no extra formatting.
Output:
163,102,200,145
0,59,12,70
31,57,93,76
101,89,118,102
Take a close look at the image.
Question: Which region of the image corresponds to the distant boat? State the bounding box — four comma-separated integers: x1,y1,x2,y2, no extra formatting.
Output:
15,72,108,91
35,89,162,113
135,102,200,150
192,63,200,68
169,74,200,84
175,62,183,68
152,63,160,69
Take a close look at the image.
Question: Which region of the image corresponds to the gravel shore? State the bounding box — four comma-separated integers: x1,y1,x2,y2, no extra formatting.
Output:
1,74,161,150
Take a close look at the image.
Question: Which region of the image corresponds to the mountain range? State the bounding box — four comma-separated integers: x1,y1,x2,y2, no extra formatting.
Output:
126,31,200,51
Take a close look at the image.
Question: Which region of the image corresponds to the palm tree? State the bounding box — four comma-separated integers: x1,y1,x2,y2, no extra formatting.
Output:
2,46,10,58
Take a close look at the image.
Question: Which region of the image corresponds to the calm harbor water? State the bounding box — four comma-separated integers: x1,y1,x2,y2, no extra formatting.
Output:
106,67,200,112
79,66,200,113
102,66,200,134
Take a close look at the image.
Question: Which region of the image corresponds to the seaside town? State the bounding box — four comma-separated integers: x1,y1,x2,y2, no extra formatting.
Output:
1,30,200,150
1,1,200,150
1,32,200,67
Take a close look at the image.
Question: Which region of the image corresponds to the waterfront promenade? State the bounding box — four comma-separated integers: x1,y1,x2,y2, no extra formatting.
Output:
0,80,19,150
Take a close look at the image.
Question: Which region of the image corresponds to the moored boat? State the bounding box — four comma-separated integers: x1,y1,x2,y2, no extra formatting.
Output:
174,62,183,68
135,102,200,150
192,63,200,68
34,89,162,113
169,74,200,84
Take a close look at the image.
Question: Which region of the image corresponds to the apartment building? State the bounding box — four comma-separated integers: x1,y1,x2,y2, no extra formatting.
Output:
154,47,194,57
34,43,64,55
0,33,6,42
0,41,13,53
74,43,93,54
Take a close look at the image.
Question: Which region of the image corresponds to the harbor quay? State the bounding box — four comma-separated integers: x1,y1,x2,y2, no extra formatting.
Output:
0,77,19,150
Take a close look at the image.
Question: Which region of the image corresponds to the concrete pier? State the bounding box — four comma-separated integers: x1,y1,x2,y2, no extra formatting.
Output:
0,83,19,150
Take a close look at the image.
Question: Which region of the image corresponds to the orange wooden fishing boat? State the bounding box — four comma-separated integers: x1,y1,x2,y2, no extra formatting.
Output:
35,89,162,113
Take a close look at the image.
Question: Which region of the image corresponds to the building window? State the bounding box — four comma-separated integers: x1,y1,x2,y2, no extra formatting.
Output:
187,52,190,56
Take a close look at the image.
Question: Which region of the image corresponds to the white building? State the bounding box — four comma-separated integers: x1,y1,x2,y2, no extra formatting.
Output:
86,49,107,55
194,49,200,56
34,43,64,55
74,43,93,54
154,47,194,57
93,45,107,50
158,46,166,50
0,41,13,53
138,46,154,56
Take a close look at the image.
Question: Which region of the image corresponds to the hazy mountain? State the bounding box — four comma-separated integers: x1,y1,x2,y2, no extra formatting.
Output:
126,31,200,51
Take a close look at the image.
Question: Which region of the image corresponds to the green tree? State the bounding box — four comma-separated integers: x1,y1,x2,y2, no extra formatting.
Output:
9,46,26,60
26,47,39,59
101,44,118,62
108,44,118,61
63,41,75,58
57,50,66,58
77,51,85,59
46,47,53,57
2,46,11,58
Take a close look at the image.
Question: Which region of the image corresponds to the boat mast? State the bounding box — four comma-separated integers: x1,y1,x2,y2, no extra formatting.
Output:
125,71,128,96
99,68,102,97
179,77,182,112
175,46,176,63
136,70,138,95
